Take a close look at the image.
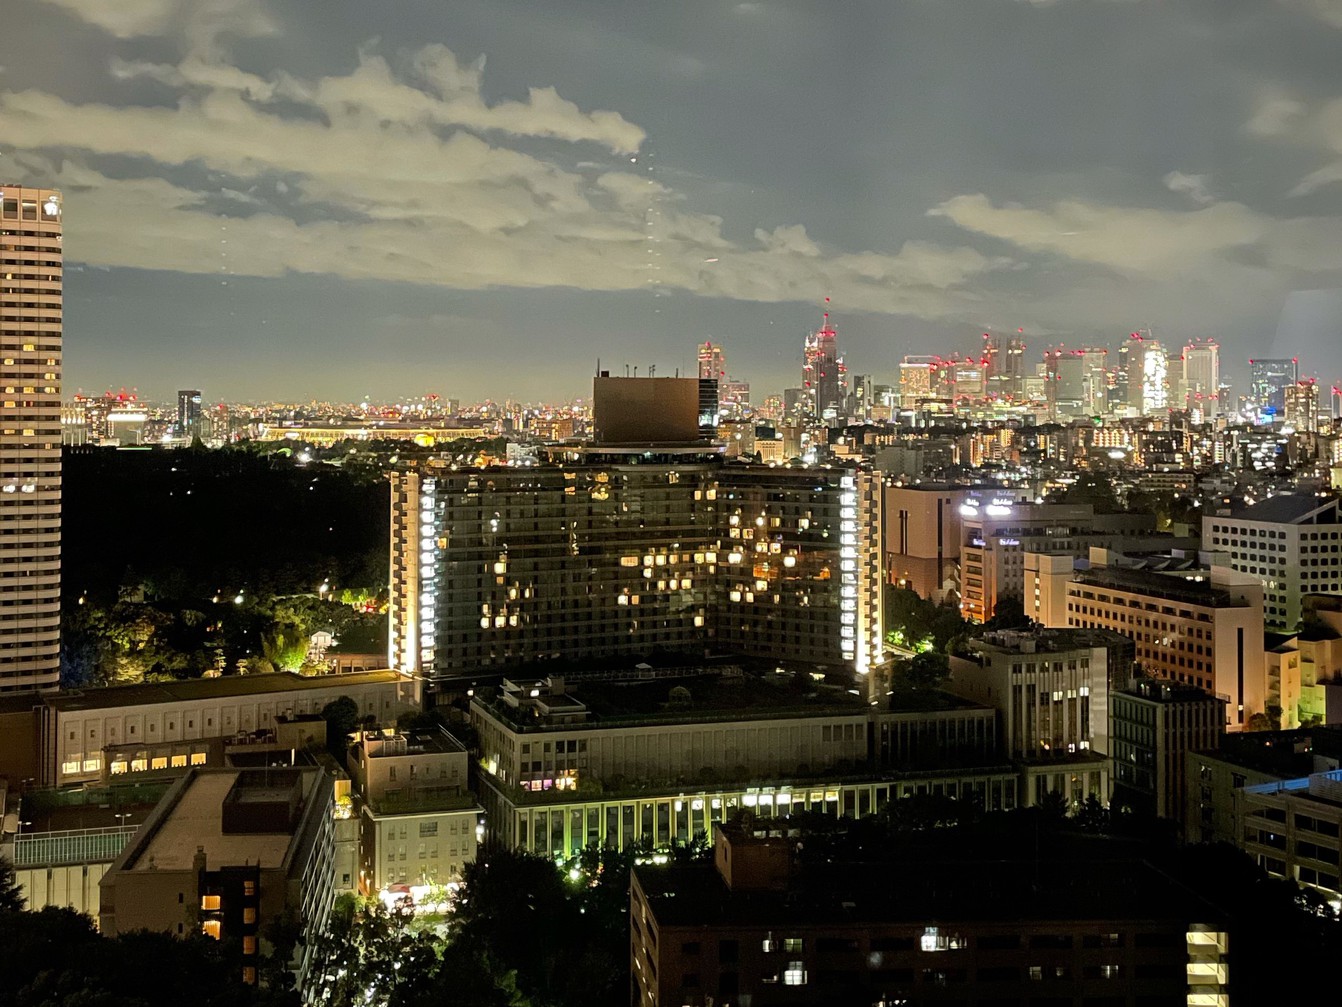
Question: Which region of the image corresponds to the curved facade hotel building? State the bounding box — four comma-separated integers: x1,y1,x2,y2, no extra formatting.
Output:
0,186,62,692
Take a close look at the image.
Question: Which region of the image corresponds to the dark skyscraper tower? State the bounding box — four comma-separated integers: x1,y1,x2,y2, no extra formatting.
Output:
0,185,62,692
178,389,203,440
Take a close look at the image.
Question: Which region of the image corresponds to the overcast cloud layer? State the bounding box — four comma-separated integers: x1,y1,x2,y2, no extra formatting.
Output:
4,0,1342,401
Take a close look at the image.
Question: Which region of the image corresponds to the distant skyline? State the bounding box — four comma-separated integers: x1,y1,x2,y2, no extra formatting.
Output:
4,0,1342,400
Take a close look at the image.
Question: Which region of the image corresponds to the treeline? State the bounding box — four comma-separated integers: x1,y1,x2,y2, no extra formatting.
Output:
61,446,389,687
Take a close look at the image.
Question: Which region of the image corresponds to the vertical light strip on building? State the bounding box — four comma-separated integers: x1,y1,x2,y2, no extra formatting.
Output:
0,186,62,692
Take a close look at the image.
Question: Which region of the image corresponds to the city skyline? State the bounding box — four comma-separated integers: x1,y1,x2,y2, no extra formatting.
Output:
2,0,1341,400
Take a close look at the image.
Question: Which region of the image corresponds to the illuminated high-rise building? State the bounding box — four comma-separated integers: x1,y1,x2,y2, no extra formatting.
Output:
1283,379,1319,433
0,185,62,692
983,332,1026,401
697,341,725,381
1249,358,1298,418
1123,331,1169,414
802,304,845,424
1181,340,1220,417
898,356,937,408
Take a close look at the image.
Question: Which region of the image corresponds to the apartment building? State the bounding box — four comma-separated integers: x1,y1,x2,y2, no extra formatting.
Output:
0,185,63,693
470,669,1017,857
1204,495,1342,631
347,726,480,896
948,628,1116,806
1036,549,1266,729
1110,679,1226,821
632,821,1230,1007
390,452,884,684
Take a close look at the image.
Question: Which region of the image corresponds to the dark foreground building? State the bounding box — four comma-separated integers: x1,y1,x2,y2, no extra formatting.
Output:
631,821,1230,1007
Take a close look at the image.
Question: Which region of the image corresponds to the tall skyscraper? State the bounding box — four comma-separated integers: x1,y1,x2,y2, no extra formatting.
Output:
802,304,845,424
177,389,203,440
898,356,937,408
697,341,725,381
1124,331,1169,414
1283,379,1319,433
0,185,62,692
1181,340,1220,417
984,333,1026,401
1249,358,1299,418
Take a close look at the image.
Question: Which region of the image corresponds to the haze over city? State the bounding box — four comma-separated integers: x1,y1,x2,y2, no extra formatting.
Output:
4,0,1342,401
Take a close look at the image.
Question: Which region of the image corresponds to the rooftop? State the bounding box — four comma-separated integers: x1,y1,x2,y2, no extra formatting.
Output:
46,669,404,712
1228,495,1340,524
124,768,316,873
968,626,1131,657
637,856,1222,927
476,670,868,732
1073,565,1238,608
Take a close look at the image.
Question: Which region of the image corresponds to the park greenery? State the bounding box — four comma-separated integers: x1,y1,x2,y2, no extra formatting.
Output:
60,445,389,688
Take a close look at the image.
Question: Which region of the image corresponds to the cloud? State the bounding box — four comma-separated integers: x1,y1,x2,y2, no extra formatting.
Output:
931,193,1342,278
1277,0,1342,28
1245,89,1307,137
0,34,1005,323
36,0,277,55
1246,89,1342,195
1162,171,1214,205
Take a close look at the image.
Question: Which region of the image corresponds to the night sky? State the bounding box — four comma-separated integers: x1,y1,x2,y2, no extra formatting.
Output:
4,0,1342,401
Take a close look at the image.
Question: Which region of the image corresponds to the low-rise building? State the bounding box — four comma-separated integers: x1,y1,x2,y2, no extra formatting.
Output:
347,726,480,898
1035,548,1266,729
99,766,344,991
43,669,419,787
1110,679,1226,822
1185,730,1334,845
948,627,1119,807
471,667,1019,857
631,821,1231,1007
1237,769,1342,904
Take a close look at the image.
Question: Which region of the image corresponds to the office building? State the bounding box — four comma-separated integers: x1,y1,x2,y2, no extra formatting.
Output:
1110,679,1226,821
1182,340,1221,417
1238,769,1342,903
177,389,203,440
1204,494,1342,632
0,185,62,692
883,484,964,603
697,341,725,382
898,355,937,408
1185,729,1328,845
389,453,884,683
631,821,1230,1007
100,767,341,990
471,668,1016,857
1249,358,1298,418
958,496,1175,623
1036,549,1266,729
347,726,480,897
948,628,1114,806
1283,378,1320,433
